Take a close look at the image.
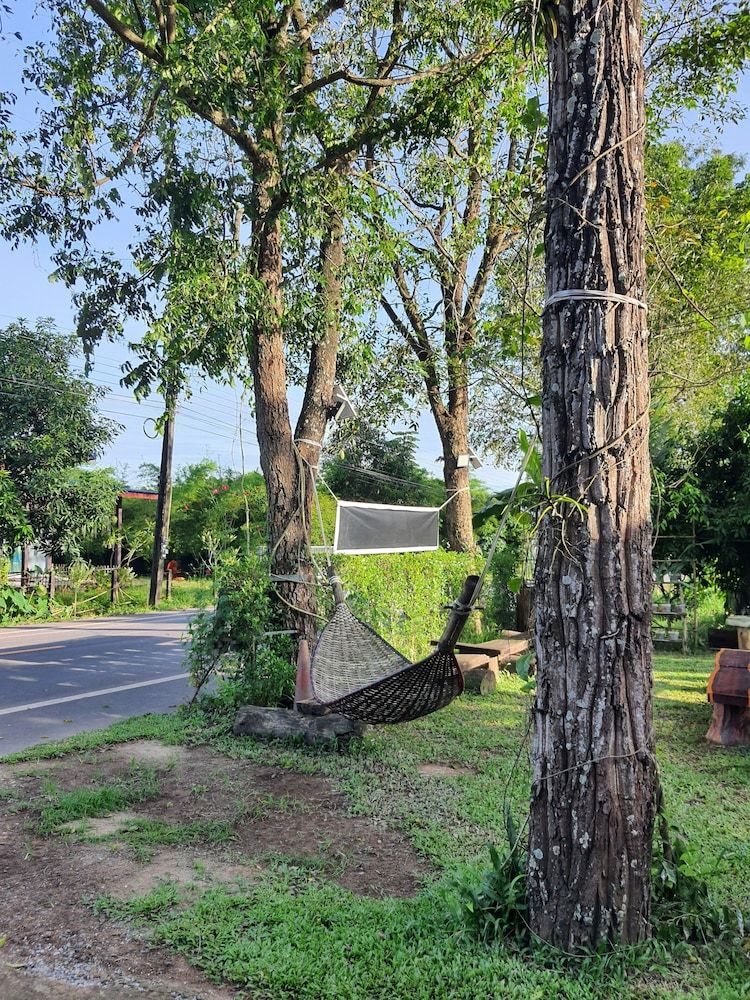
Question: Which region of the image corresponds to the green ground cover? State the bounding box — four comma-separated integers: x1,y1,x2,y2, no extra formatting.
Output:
3,652,748,999
0,576,213,626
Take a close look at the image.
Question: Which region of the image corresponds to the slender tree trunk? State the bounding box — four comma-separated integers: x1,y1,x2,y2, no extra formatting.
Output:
437,378,475,551
149,400,175,607
527,0,655,949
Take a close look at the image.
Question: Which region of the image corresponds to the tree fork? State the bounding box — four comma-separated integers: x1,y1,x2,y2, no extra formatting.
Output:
528,0,655,948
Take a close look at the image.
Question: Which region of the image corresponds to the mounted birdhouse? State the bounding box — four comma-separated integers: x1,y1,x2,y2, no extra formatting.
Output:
456,446,483,470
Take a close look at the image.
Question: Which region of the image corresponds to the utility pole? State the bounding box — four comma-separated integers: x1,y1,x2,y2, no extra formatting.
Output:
148,399,176,607
527,0,654,948
110,494,123,604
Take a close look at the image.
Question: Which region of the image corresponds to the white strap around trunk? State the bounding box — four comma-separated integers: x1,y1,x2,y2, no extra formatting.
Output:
544,289,647,311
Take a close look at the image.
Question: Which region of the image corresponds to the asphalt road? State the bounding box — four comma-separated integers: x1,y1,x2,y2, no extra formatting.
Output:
0,611,197,755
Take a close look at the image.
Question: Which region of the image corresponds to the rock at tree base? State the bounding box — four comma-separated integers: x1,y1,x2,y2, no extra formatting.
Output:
233,706,367,746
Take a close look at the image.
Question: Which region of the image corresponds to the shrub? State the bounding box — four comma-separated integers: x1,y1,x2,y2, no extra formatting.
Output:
484,521,528,634
0,584,49,624
454,810,529,946
336,549,479,660
186,552,295,709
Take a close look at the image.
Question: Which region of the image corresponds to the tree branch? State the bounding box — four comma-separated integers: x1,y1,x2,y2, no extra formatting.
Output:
86,0,162,61
381,294,449,427
177,89,261,165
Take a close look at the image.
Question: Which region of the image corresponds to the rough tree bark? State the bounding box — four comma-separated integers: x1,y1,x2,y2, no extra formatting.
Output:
527,0,655,948
250,156,344,645
435,379,474,551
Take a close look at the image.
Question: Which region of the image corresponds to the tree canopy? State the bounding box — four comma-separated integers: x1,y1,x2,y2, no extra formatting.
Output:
647,142,750,430
654,375,750,612
0,319,120,555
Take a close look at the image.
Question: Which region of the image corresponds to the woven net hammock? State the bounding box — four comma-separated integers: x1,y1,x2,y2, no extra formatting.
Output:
295,572,476,725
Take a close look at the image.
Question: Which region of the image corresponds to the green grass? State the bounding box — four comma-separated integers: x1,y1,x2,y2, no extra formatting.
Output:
116,818,236,860
0,712,192,764
6,652,750,997
77,576,213,616
94,867,749,1000
0,576,213,628
118,817,235,847
35,765,160,834
93,881,181,920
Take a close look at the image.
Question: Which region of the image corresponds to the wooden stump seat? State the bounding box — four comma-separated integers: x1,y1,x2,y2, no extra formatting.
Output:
706,648,750,747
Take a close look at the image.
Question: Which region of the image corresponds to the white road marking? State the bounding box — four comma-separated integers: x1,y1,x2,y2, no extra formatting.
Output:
0,673,190,717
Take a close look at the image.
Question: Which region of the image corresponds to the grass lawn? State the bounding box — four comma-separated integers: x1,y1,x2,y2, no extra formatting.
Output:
1,575,214,626
1,651,748,999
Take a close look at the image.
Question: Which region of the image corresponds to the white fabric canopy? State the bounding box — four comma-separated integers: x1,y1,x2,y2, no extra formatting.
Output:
333,500,440,555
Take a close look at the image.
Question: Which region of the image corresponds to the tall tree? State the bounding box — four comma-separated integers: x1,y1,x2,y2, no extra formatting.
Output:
1,1,495,638
369,65,542,550
0,319,119,555
528,0,655,947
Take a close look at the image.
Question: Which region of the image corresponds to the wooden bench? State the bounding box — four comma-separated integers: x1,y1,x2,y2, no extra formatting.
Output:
433,632,533,695
437,633,531,667
455,652,498,695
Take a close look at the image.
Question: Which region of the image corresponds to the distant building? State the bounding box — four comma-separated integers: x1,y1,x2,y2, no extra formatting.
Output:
9,546,50,575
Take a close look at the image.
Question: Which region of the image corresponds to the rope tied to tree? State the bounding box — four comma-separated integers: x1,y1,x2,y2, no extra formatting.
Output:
543,289,648,311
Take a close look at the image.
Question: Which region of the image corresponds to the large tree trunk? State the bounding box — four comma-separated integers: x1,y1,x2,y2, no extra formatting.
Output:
251,162,318,646
528,0,655,949
251,164,345,645
442,452,473,551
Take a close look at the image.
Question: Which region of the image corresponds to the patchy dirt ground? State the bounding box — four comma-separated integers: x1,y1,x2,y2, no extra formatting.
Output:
0,740,429,998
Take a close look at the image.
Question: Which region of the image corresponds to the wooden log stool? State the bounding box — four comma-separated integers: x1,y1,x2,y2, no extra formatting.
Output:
706,648,750,747
455,652,499,695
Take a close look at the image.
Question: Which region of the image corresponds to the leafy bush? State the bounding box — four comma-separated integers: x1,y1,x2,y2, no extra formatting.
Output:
652,824,747,944
0,585,49,624
454,810,529,946
186,552,295,709
336,549,479,661
484,520,528,633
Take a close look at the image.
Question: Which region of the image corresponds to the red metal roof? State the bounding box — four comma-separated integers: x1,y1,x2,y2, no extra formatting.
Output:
120,490,159,501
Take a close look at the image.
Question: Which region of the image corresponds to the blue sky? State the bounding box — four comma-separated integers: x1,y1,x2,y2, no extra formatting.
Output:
0,6,748,495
